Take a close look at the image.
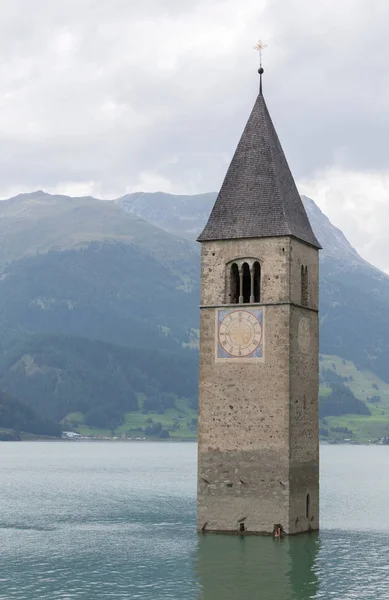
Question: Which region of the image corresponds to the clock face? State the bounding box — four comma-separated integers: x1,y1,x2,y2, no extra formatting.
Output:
217,309,263,359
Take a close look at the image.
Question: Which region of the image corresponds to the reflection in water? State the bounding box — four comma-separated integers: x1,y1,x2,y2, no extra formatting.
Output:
195,533,319,600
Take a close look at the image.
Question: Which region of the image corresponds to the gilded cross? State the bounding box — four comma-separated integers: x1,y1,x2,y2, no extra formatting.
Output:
253,40,267,67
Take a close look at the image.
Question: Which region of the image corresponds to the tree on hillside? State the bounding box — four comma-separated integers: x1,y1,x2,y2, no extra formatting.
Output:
0,390,61,437
319,383,371,418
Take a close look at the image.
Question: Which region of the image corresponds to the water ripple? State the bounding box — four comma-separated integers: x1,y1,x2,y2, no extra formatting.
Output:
0,443,389,599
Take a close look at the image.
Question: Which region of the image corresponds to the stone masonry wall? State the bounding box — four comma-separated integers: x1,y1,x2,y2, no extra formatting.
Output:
288,239,320,533
290,239,319,310
197,304,290,533
197,236,319,535
200,237,291,307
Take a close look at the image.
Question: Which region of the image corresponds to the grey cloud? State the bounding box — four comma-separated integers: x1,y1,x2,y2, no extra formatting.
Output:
263,0,389,176
0,0,387,200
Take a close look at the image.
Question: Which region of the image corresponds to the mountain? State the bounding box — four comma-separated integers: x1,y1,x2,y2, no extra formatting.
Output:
0,189,388,441
0,191,201,436
0,192,199,353
304,197,389,384
0,190,199,276
117,191,215,240
118,191,365,263
119,191,389,387
0,241,198,352
0,332,197,430
300,196,364,265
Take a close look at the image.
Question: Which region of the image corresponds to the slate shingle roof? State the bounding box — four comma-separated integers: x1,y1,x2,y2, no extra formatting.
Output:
197,92,321,249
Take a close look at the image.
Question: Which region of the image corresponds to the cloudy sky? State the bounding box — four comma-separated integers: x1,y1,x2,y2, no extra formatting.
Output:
0,0,388,270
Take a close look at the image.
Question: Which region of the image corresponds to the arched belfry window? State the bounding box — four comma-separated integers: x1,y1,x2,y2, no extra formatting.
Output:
301,265,308,307
230,263,239,304
226,259,261,305
242,263,250,303
253,262,261,302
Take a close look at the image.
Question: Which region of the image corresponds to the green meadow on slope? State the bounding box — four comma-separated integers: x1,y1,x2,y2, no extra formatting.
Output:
0,332,198,435
319,354,389,442
64,396,198,440
58,353,389,442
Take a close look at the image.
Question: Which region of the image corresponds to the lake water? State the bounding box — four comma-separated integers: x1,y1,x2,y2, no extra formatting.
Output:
0,442,388,600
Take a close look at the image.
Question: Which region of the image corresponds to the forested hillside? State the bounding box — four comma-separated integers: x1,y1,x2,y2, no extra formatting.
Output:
121,191,389,387
0,241,198,352
0,190,388,442
0,192,200,438
0,389,61,439
0,332,197,431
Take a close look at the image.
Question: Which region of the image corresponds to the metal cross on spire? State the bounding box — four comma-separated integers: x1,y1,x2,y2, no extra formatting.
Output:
253,40,267,95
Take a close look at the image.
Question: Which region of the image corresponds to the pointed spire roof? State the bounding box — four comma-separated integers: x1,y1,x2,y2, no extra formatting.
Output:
198,83,321,249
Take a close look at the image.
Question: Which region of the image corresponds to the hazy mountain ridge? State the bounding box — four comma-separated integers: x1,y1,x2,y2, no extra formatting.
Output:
0,189,388,439
301,196,366,265
117,191,214,240
0,240,199,352
118,190,378,268
0,190,199,289
0,191,201,433
118,190,389,385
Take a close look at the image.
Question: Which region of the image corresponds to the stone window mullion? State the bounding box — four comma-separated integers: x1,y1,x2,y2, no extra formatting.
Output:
239,266,244,304
249,263,255,303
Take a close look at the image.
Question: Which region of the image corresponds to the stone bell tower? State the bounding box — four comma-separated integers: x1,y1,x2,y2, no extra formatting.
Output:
196,68,321,535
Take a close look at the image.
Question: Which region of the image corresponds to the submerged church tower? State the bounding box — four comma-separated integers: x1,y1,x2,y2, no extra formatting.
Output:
197,69,321,535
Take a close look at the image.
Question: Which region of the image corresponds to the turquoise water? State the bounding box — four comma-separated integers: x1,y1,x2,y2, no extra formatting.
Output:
0,442,388,599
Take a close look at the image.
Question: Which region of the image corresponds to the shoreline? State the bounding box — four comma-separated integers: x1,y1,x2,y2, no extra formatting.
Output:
1,437,388,446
